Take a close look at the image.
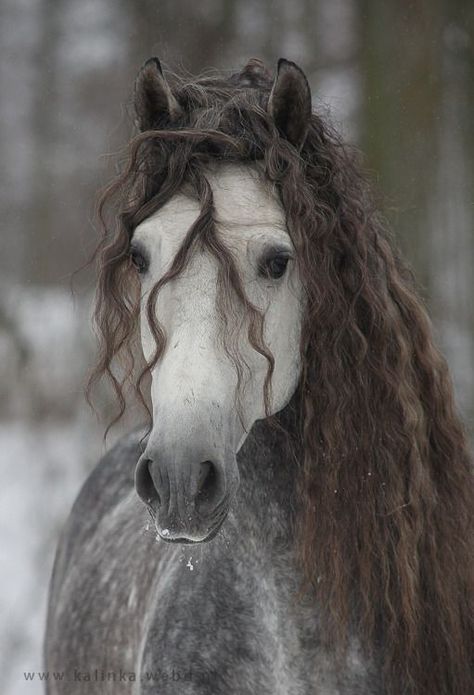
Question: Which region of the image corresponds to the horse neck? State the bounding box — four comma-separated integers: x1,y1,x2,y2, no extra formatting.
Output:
233,398,301,545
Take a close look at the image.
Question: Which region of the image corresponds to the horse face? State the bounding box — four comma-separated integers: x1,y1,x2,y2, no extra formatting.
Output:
134,164,303,542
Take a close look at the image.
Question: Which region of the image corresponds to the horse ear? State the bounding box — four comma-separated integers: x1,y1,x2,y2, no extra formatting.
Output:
134,57,182,131
268,59,312,149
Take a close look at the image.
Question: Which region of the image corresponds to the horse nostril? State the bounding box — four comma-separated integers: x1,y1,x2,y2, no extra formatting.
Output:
195,460,218,509
197,461,212,491
135,457,161,510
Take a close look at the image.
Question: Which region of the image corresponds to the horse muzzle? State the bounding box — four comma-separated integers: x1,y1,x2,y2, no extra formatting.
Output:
134,444,238,543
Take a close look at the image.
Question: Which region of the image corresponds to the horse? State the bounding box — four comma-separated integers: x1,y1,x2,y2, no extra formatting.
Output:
44,57,473,694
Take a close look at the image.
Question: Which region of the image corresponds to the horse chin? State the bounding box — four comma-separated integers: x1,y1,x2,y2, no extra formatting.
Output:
156,509,228,545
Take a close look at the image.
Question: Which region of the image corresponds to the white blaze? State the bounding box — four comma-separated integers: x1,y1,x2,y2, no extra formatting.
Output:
133,163,303,454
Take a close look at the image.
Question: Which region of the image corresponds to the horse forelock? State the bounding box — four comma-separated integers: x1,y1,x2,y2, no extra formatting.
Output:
88,61,474,695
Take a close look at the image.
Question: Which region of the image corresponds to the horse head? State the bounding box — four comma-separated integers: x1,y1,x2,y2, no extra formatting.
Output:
132,58,311,542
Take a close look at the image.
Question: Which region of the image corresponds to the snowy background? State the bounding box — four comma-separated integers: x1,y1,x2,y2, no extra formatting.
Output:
1,1,473,693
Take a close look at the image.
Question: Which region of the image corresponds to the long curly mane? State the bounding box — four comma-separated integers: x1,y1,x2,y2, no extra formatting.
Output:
89,58,473,694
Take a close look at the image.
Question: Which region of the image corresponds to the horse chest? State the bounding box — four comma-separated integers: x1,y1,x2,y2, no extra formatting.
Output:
137,538,373,694
46,450,379,695
139,557,314,694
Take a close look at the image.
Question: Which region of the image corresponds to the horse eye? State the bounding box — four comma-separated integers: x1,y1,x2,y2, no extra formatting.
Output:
129,246,148,274
259,253,290,280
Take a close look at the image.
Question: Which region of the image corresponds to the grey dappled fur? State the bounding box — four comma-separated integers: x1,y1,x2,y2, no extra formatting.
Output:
45,407,382,694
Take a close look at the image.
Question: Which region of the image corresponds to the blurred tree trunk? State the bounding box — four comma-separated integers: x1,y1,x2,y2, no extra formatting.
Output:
25,0,62,284
358,0,474,422
430,0,474,422
125,0,238,77
358,0,443,296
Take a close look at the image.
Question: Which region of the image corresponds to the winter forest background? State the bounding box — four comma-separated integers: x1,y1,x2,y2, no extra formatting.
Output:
1,1,473,693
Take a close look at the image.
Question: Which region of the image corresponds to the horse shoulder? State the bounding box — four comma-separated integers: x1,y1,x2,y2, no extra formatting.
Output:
49,428,144,584
44,429,147,691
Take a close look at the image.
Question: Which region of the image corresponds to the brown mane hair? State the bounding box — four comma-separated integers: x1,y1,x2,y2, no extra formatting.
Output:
89,58,473,694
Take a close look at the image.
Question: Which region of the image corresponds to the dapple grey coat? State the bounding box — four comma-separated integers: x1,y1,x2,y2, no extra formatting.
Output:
45,410,381,695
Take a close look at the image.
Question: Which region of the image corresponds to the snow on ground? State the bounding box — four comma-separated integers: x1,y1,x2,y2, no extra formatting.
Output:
0,286,136,695
0,420,103,695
